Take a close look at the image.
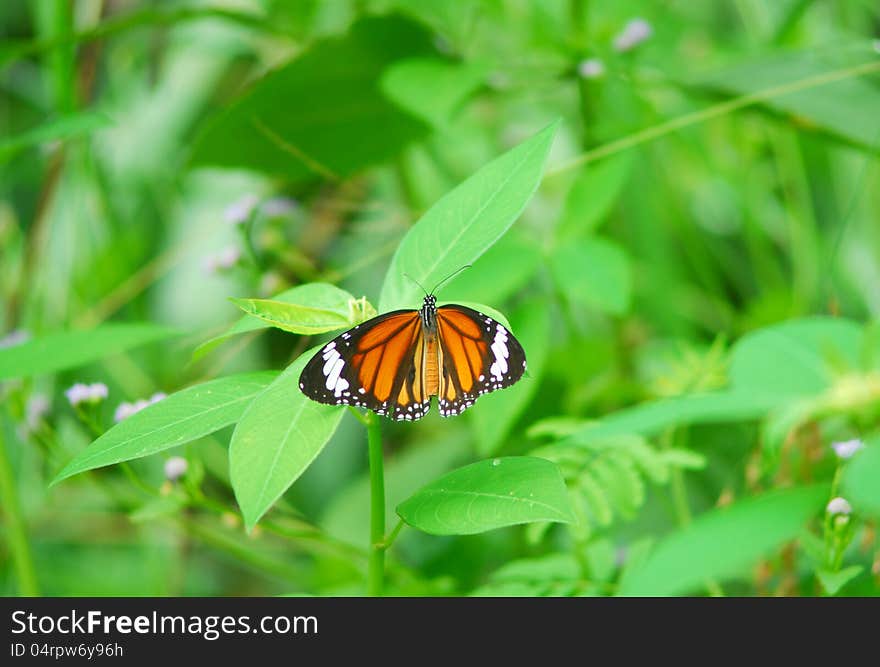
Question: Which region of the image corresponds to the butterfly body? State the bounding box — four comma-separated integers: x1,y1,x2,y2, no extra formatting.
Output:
299,295,526,421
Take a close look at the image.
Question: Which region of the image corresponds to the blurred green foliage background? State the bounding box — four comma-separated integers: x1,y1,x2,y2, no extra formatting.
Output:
1,0,879,597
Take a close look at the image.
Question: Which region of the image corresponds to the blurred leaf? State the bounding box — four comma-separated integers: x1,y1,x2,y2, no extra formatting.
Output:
472,300,551,455
696,47,880,151
729,317,863,396
618,485,829,596
551,237,632,315
0,323,179,380
129,493,188,523
380,121,559,311
190,14,434,178
397,456,574,535
0,110,112,162
380,57,488,128
195,283,364,359
555,154,631,241
842,438,880,517
52,372,277,483
440,234,541,306
563,391,780,442
816,566,863,596
230,350,345,529
471,553,582,597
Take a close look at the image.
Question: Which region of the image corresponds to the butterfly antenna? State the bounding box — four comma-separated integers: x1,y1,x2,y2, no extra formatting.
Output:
429,265,472,296
403,272,430,296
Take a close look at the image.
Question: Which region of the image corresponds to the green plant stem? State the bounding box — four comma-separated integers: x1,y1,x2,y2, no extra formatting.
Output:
662,428,725,597
0,423,40,595
366,412,386,596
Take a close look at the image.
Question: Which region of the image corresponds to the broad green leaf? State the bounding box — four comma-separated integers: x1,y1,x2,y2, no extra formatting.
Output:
551,237,632,315
0,110,112,162
194,283,365,359
229,293,375,336
52,372,276,483
190,15,433,178
321,432,470,546
0,323,178,380
230,350,345,529
472,300,551,455
439,234,541,306
397,456,574,535
729,317,863,396
618,485,829,596
555,154,631,241
562,391,780,443
379,121,559,311
816,566,864,596
380,57,488,128
696,46,880,151
842,438,880,517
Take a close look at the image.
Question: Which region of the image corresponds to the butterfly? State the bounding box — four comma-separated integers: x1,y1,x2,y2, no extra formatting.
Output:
298,292,526,422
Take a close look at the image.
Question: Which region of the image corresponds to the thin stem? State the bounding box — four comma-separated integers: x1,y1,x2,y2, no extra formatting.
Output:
547,59,880,178
380,518,405,550
0,422,40,595
366,412,386,596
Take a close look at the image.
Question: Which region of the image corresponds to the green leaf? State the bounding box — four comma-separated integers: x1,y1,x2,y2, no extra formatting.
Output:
555,154,631,241
379,120,559,311
194,283,365,359
380,57,488,128
618,485,829,596
472,300,551,455
230,350,345,529
842,439,880,517
563,391,780,442
729,317,863,397
816,566,864,596
397,456,575,535
439,234,541,306
695,46,880,151
0,110,113,163
0,323,179,380
229,292,375,336
551,237,632,315
52,372,276,483
190,15,434,178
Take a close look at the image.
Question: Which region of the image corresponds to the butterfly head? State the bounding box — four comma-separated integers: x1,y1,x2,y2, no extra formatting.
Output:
420,294,438,332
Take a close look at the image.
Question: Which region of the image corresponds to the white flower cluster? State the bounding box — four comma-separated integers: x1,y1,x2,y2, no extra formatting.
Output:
202,246,241,274
65,382,108,406
614,18,653,53
224,194,297,226
577,58,605,79
826,497,852,516
163,456,188,482
114,392,166,422
0,329,30,349
831,438,864,460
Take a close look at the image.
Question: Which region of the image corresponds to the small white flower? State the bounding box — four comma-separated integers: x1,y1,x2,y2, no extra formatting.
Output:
164,456,188,482
25,394,50,430
578,58,605,79
873,39,880,54
826,497,852,516
832,438,864,460
65,382,108,406
114,392,166,422
113,402,137,422
0,329,30,349
223,194,259,226
202,245,241,274
260,196,297,217
614,18,653,53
